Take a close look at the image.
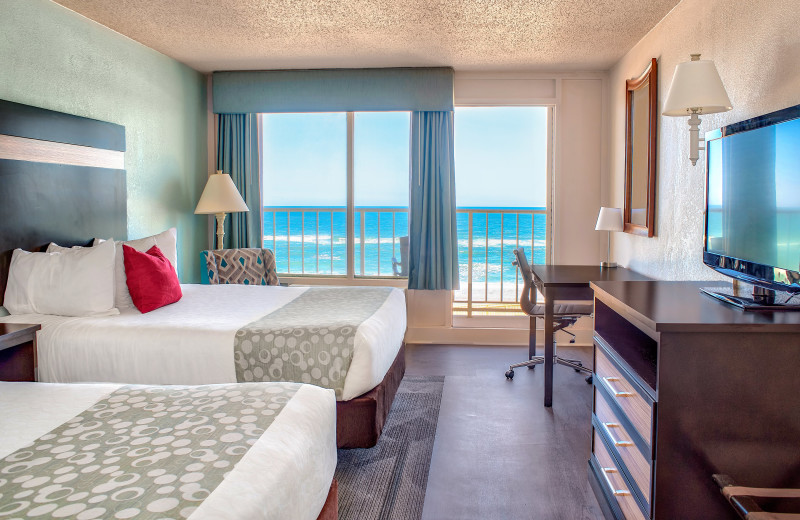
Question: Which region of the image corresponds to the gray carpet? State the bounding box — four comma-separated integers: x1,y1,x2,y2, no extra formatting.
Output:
336,375,445,520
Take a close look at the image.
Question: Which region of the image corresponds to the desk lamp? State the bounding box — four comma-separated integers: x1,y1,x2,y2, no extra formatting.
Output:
595,207,623,268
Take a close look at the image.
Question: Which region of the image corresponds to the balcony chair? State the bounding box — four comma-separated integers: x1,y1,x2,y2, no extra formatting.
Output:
391,236,409,277
200,248,280,286
505,248,593,382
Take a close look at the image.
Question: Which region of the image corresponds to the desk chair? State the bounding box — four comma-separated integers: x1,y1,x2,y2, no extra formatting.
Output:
505,248,594,382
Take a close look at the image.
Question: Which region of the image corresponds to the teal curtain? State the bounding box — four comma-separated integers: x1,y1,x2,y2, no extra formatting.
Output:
216,113,261,248
408,111,459,290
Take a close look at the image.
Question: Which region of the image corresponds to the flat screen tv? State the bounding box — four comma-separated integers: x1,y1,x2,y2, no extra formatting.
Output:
703,103,800,309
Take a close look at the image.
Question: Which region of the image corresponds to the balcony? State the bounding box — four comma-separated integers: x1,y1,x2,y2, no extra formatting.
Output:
263,206,547,316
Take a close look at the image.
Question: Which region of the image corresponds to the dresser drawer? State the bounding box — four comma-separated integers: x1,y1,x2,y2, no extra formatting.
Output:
595,346,653,444
594,430,648,520
595,387,651,504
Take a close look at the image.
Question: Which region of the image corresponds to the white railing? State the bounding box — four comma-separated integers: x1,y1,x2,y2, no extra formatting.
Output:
263,206,548,318
263,206,408,277
453,208,548,317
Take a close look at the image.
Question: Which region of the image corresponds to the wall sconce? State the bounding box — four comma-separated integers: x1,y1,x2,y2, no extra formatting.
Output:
662,54,732,166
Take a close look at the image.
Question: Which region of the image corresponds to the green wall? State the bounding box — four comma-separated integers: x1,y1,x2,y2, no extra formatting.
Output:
0,0,208,282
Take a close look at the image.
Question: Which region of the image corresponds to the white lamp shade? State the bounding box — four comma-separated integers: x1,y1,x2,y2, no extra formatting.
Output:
662,57,732,116
194,171,249,214
595,207,623,232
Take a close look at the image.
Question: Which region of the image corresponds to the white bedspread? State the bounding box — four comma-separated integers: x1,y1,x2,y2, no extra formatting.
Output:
0,283,406,401
0,381,337,520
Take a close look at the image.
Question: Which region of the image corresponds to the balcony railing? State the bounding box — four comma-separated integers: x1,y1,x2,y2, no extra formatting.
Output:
263,206,548,317
453,208,547,317
263,206,408,277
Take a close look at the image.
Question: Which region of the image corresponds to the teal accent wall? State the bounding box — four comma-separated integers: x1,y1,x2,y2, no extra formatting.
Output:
0,0,208,282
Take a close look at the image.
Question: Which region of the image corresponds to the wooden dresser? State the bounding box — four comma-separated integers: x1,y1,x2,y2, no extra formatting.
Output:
588,281,800,520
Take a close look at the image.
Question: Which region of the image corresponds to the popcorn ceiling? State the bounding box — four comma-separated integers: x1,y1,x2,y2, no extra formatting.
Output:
53,0,680,72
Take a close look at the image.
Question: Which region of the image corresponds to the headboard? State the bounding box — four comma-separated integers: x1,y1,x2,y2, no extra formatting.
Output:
0,99,127,305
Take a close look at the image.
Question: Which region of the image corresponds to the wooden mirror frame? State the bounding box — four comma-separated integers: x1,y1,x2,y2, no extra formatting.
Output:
624,58,658,237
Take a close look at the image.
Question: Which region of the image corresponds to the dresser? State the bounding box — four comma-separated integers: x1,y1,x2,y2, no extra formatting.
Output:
587,281,800,520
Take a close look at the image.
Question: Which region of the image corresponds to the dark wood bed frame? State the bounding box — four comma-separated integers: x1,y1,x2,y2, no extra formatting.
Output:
0,99,405,452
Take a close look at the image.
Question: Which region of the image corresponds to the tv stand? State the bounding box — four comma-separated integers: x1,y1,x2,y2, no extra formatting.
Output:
588,280,800,519
701,285,800,311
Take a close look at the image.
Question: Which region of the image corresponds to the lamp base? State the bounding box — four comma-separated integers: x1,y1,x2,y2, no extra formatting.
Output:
600,261,618,268
215,212,227,250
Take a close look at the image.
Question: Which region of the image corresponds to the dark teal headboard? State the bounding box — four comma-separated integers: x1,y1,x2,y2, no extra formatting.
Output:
0,99,127,305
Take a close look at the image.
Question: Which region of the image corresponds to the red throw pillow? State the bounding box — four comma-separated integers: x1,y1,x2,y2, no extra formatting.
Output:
123,244,182,313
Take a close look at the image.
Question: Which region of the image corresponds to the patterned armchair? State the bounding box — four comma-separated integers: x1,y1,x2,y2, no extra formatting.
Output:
200,248,280,286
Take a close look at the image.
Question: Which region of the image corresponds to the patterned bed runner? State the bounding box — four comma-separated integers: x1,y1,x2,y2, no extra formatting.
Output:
233,286,394,398
0,383,299,519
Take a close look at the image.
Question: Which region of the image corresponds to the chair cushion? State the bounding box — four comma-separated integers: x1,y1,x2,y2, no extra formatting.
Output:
531,302,593,316
202,248,279,286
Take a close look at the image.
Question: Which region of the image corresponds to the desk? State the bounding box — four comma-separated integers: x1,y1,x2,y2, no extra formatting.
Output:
529,265,650,407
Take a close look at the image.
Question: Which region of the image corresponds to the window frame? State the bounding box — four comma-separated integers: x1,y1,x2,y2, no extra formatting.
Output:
260,111,410,287
450,104,555,325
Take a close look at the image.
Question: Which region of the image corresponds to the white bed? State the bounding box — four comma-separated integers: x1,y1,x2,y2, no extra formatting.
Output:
0,381,337,520
0,283,406,401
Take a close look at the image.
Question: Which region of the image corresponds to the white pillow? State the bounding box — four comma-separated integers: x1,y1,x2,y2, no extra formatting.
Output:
4,240,117,317
46,243,86,253
114,228,178,310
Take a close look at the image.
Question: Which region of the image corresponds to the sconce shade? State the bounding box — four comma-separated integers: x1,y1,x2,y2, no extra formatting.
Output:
662,56,732,116
194,171,249,214
595,207,624,232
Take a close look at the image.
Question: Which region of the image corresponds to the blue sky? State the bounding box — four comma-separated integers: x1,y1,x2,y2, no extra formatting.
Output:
707,118,800,208
262,107,549,208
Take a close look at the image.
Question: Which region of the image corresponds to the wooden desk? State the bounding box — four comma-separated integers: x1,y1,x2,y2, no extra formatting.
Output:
0,323,40,381
588,280,800,519
529,265,651,407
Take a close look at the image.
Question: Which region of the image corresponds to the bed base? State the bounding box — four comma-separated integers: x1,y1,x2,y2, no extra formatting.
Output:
316,478,338,520
336,342,406,449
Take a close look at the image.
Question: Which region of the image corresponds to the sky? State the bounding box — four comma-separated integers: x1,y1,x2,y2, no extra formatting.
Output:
262,106,549,208
706,118,800,208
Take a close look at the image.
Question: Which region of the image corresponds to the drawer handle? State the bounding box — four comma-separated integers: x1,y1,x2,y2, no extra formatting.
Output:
603,376,634,398
602,422,634,447
601,467,631,496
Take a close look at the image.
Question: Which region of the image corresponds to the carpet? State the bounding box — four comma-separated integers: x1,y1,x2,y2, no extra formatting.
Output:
335,375,445,520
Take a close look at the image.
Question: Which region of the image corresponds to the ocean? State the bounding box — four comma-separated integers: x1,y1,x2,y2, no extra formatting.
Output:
263,207,546,291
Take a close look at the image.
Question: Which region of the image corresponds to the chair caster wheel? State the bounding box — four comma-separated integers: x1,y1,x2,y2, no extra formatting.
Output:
585,376,593,384
505,370,515,379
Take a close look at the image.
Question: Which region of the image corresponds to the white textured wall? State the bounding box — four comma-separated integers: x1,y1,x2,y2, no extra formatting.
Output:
608,0,800,280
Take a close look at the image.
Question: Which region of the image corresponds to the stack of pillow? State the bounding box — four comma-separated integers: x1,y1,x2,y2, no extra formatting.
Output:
3,228,181,317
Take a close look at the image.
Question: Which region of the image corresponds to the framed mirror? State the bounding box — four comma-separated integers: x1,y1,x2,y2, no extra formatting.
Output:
624,58,658,237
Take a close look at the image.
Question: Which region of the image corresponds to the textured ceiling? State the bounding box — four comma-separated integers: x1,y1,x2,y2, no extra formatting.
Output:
52,0,681,73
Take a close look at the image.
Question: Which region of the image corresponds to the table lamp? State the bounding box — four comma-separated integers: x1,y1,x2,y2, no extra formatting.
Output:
195,170,249,249
595,207,623,268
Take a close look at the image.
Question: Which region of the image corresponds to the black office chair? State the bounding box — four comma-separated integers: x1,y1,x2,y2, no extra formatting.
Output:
505,248,594,382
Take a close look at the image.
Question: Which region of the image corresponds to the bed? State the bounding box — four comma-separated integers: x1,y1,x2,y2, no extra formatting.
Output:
0,99,406,448
0,284,406,448
0,380,338,520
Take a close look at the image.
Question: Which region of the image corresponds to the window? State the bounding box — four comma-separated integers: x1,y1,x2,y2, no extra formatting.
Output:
261,112,410,279
452,106,551,316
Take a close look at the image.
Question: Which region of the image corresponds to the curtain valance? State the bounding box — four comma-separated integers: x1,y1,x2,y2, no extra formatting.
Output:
212,67,454,113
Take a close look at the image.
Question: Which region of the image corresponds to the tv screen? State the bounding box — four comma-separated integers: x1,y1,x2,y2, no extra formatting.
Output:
704,104,800,293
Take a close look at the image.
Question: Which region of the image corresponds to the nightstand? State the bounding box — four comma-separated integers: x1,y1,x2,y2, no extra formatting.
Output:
0,323,41,382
